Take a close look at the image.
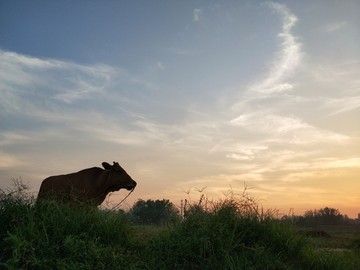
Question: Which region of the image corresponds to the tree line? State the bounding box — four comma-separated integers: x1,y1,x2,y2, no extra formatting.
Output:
283,206,356,227
127,199,357,227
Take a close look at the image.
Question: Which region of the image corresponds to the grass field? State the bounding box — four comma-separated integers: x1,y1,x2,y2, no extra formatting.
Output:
1,184,359,269
300,225,360,252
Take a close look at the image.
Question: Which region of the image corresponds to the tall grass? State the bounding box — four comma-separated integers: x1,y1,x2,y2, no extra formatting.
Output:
0,181,136,269
1,181,358,269
141,192,310,269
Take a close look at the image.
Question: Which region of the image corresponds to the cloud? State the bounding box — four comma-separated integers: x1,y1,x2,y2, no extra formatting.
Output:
219,144,268,161
248,2,302,94
0,48,219,168
304,60,360,116
168,152,360,204
325,21,348,32
0,50,63,69
323,96,360,116
214,43,357,185
77,123,152,146
0,47,160,188
0,153,24,169
226,153,254,161
0,49,164,123
229,112,311,133
52,65,116,103
193,8,203,23
0,50,174,171
229,111,349,144
0,50,118,115
269,2,298,31
156,61,165,70
311,157,360,169
0,132,35,147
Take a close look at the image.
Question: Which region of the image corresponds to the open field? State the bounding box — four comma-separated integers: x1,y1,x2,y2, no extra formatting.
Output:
299,225,360,252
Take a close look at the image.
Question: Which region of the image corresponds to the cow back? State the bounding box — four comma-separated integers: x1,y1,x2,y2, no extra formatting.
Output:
38,167,110,205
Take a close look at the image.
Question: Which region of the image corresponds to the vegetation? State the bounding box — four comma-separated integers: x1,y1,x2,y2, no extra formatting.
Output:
129,199,180,226
283,207,353,227
1,181,359,269
0,180,135,269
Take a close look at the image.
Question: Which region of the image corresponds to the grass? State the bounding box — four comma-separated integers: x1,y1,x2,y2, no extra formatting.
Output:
298,225,360,270
0,185,136,269
1,182,359,269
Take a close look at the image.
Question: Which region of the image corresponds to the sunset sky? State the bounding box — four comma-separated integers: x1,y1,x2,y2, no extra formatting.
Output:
1,1,359,217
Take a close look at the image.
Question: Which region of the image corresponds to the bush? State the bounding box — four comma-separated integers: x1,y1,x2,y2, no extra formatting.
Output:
129,199,180,226
142,194,309,269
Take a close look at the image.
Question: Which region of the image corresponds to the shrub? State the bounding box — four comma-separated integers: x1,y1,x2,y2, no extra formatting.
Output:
142,193,309,269
129,199,180,226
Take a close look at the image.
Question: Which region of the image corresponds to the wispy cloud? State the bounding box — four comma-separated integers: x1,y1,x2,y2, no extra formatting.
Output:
0,50,167,159
77,122,152,146
0,153,24,169
306,61,360,116
193,8,204,23
0,50,117,112
248,2,302,94
156,61,165,70
169,152,360,205
323,96,360,116
325,21,348,32
0,132,35,147
311,157,360,169
221,3,358,193
0,49,163,118
229,111,349,144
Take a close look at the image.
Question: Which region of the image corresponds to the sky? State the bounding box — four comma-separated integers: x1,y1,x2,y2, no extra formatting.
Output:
1,1,359,217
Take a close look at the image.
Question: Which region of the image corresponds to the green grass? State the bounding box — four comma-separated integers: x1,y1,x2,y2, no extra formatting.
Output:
1,184,359,269
1,198,136,269
298,225,360,270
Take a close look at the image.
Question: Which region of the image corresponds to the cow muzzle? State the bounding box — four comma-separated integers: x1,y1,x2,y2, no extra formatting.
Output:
126,180,137,191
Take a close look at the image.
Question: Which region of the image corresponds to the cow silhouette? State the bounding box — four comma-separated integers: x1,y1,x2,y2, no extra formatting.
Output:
37,162,137,206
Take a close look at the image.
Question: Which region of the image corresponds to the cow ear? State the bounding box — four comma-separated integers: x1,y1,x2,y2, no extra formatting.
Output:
113,162,122,170
102,162,112,170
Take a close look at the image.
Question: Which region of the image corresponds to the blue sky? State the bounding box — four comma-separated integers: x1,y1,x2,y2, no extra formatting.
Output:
1,1,359,217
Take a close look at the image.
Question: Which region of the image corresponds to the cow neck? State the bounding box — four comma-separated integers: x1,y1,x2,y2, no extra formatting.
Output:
96,169,112,194
105,169,112,189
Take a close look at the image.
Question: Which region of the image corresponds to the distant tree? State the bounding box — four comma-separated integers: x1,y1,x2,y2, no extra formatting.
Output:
294,207,346,226
317,207,342,224
129,199,180,226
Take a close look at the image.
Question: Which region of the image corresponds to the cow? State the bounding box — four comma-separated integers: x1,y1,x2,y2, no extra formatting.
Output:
37,161,137,206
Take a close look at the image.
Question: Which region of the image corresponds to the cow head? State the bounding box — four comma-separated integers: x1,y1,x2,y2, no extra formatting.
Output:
102,161,137,192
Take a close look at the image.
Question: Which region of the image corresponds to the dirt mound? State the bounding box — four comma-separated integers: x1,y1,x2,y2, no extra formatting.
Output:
299,230,332,238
